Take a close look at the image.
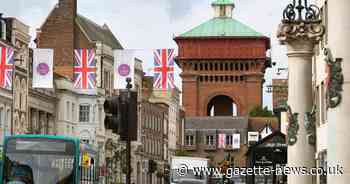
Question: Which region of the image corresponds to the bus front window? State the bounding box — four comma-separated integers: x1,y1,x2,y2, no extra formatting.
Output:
4,139,76,184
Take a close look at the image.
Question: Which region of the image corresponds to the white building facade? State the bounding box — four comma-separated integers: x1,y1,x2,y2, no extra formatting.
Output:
314,0,350,183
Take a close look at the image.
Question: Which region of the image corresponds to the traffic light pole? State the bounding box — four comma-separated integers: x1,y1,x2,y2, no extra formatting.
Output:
125,78,132,184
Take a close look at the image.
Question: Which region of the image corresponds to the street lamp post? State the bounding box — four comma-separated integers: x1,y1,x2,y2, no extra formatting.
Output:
125,77,132,184
277,0,324,184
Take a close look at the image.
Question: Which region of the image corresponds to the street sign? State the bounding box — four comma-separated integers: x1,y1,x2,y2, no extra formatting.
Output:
82,152,90,168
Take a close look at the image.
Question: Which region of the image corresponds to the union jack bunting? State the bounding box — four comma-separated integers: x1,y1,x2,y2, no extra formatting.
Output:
153,49,175,90
73,49,97,89
0,47,14,90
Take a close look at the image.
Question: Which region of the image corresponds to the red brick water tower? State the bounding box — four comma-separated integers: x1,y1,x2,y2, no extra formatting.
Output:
175,0,271,117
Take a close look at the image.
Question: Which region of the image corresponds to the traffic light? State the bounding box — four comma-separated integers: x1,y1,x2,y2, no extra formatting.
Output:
104,90,138,141
120,90,138,141
148,160,157,173
104,96,124,136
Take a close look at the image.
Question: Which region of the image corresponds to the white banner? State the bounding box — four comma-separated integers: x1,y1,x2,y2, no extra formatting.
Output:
33,48,53,88
114,49,135,89
232,133,240,149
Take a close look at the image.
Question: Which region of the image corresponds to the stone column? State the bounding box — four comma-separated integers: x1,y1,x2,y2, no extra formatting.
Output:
277,22,324,184
327,0,350,182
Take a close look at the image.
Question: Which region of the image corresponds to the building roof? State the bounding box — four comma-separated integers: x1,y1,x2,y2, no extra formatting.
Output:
178,17,264,38
212,0,234,5
246,131,286,155
76,15,123,49
185,116,248,130
248,117,279,132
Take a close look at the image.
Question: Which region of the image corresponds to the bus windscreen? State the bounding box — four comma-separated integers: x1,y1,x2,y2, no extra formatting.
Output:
3,138,76,184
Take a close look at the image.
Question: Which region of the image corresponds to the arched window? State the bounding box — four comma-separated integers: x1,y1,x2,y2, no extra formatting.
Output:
92,104,97,122
66,101,70,121
5,108,10,134
15,77,20,109
21,114,26,133
14,119,18,134
207,95,238,116
21,76,27,111
0,18,6,40
0,107,3,128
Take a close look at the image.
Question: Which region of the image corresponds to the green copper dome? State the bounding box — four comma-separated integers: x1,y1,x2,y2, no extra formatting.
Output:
179,17,264,38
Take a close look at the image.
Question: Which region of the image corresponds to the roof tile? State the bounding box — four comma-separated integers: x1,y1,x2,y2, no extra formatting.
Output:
185,116,248,130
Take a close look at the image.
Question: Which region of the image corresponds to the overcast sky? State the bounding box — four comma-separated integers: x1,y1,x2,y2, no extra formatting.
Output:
1,0,291,109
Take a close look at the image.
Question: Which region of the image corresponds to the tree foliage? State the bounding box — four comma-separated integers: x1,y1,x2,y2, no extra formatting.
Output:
175,149,191,156
249,106,274,117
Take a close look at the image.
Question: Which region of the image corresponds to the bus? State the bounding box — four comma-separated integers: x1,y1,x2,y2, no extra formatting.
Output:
0,134,100,184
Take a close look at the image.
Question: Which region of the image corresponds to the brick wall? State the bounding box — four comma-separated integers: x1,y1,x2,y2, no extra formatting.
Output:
272,79,288,110
175,38,268,60
37,0,78,79
181,79,262,116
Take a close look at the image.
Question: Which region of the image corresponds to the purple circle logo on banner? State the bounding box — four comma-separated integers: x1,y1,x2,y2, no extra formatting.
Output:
118,64,130,77
37,63,50,76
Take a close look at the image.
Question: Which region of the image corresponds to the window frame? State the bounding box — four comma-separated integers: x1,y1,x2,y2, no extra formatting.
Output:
226,135,233,146
79,104,90,122
206,135,214,145
185,135,194,146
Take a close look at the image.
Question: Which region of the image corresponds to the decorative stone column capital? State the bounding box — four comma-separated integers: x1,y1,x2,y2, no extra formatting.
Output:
277,21,325,45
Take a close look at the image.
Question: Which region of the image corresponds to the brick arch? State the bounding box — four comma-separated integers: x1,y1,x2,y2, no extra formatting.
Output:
202,92,244,116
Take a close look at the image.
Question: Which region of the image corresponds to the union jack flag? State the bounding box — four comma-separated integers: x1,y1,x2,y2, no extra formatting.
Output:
153,49,175,89
74,49,97,89
0,47,14,90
